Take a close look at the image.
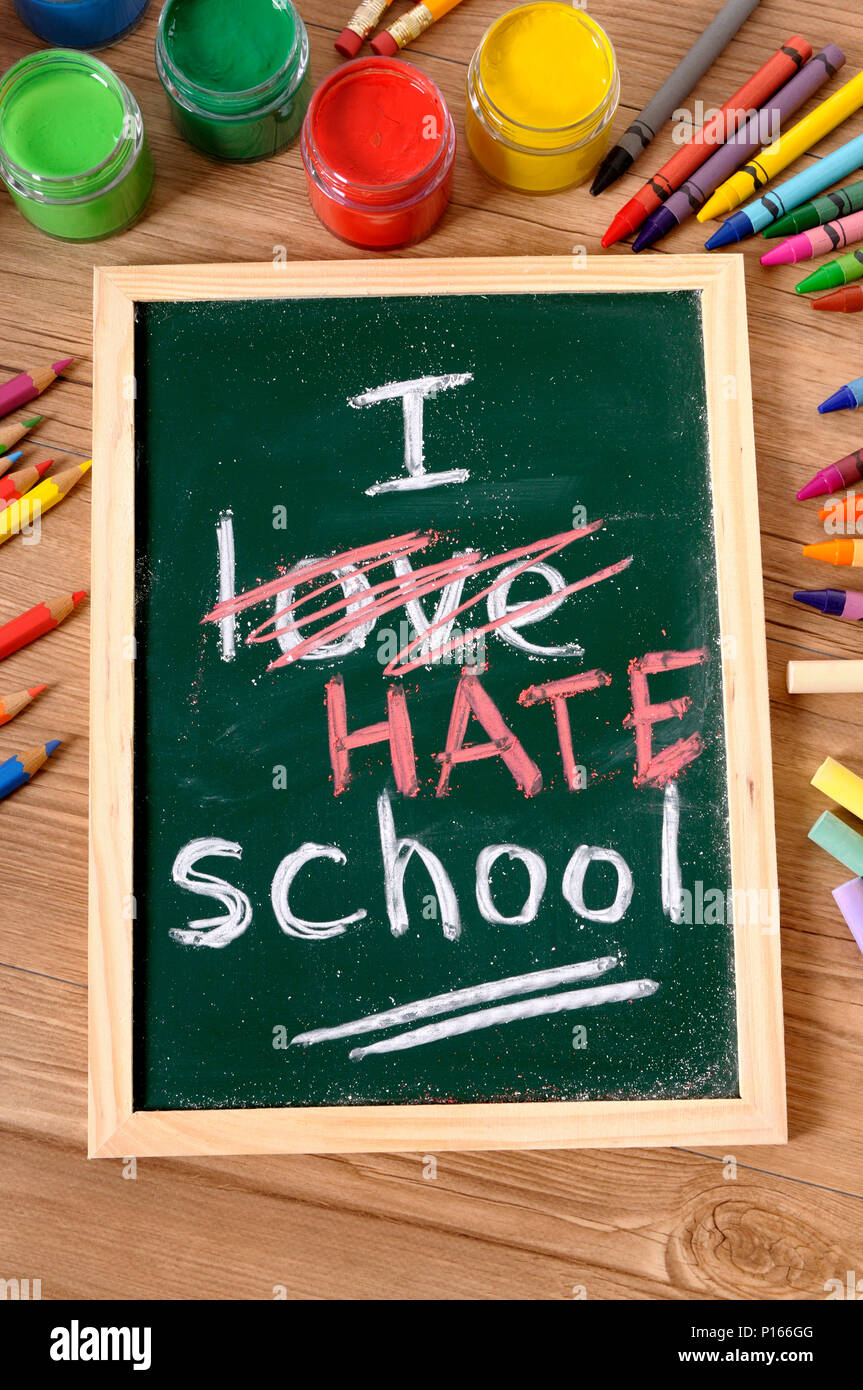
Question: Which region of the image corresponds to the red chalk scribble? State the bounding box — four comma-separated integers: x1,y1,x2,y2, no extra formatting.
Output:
434,669,543,799
519,670,612,791
624,649,708,787
326,674,418,797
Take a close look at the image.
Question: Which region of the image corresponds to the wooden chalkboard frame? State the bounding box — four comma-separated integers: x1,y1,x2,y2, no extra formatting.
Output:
89,256,785,1157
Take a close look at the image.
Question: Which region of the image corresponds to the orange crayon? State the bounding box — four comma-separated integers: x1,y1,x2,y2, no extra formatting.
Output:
819,495,863,525
803,538,863,567
0,683,46,727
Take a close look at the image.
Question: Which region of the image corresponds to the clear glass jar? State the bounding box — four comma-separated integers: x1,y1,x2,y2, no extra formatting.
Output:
155,0,312,162
0,49,154,241
466,3,619,194
13,0,151,49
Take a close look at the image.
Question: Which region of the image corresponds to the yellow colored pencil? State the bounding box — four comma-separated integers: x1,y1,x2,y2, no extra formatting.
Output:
699,69,863,221
0,459,91,544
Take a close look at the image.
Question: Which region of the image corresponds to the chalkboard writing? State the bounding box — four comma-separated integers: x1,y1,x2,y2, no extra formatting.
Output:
131,287,739,1112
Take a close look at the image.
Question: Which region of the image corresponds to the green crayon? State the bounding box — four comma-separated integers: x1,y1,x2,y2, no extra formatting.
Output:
797,249,863,294
765,176,863,239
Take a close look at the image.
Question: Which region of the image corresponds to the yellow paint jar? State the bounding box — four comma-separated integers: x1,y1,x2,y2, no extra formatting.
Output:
466,3,619,194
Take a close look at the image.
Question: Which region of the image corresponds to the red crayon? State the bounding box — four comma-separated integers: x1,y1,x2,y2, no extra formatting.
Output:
798,447,863,501
0,458,52,506
813,285,863,313
601,36,813,248
0,591,86,662
0,359,73,421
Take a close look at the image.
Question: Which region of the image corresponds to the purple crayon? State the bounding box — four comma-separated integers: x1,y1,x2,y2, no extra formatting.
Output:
794,588,863,621
633,45,845,252
797,445,863,500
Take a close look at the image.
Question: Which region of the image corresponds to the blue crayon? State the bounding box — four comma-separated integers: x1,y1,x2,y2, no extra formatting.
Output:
0,739,60,801
819,375,863,414
706,130,863,248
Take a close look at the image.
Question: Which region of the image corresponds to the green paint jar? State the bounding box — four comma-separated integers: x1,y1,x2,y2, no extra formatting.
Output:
0,49,153,241
155,0,311,162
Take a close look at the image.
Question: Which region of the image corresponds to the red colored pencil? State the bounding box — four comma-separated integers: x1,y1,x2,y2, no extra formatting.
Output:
813,285,863,313
0,683,46,727
602,36,813,247
0,458,52,506
0,358,73,421
0,591,86,662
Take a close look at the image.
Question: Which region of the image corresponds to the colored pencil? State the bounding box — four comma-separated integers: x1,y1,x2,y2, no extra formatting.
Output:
0,359,72,421
764,174,863,238
0,459,90,544
797,249,863,295
335,0,395,57
0,414,42,460
632,47,842,252
699,69,863,224
0,458,52,506
0,684,46,727
0,740,60,802
0,592,86,662
602,36,812,247
813,285,863,313
369,0,463,55
706,127,863,247
589,0,762,195
761,208,863,266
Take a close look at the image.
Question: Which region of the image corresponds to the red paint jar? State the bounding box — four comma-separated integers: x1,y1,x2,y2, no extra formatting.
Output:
301,57,455,250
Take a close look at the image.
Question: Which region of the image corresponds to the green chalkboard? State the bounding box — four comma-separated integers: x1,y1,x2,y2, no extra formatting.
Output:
132,288,737,1112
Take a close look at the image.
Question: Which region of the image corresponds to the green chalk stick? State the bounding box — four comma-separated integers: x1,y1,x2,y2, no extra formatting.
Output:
808,810,863,876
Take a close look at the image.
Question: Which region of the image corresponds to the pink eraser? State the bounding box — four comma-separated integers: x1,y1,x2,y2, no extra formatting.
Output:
335,27,363,57
370,30,399,56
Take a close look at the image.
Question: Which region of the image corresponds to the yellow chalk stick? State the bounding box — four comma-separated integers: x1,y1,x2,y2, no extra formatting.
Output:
787,659,863,693
811,756,863,820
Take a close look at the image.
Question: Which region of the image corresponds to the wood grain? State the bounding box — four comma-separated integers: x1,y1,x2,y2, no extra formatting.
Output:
2,0,863,1296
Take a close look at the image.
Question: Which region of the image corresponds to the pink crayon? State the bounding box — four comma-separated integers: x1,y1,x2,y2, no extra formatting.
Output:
798,446,863,501
762,208,863,266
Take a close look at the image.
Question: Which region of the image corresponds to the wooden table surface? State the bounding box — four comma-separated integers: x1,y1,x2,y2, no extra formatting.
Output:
2,0,863,1301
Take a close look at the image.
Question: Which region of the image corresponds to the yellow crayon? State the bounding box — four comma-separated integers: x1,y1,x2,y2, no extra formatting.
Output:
0,459,90,544
699,70,863,221
812,756,863,820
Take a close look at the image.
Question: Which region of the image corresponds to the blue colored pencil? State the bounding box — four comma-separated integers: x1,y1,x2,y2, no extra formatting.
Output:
0,739,60,801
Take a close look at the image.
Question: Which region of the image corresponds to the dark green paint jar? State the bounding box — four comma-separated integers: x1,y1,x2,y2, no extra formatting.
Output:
155,0,311,162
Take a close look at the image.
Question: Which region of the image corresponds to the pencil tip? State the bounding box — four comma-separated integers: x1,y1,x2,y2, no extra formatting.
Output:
72,590,87,605
52,357,73,373
28,684,47,697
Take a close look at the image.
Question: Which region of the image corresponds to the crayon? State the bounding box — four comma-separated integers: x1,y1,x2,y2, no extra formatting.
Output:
706,128,863,248
0,592,86,662
0,740,60,803
699,69,863,223
0,684,46,728
797,446,863,500
0,414,42,460
602,35,812,247
335,0,394,57
765,174,863,238
819,377,863,415
819,495,863,525
812,756,863,821
788,660,863,694
632,47,842,251
0,359,72,421
0,458,52,506
762,208,863,266
0,459,90,544
590,0,762,195
370,0,463,55
813,286,863,313
802,539,863,566
793,589,863,621
797,249,863,295
832,877,863,956
809,810,863,875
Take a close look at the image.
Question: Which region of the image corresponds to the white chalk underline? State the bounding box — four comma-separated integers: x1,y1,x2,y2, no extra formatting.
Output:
290,955,621,1047
348,980,659,1061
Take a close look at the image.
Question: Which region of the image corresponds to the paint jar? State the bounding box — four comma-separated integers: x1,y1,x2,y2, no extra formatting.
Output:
466,2,619,194
155,0,312,162
0,49,154,241
301,57,455,250
12,0,150,49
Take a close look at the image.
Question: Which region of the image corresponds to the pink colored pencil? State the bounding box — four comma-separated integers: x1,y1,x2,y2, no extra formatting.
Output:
762,208,863,266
